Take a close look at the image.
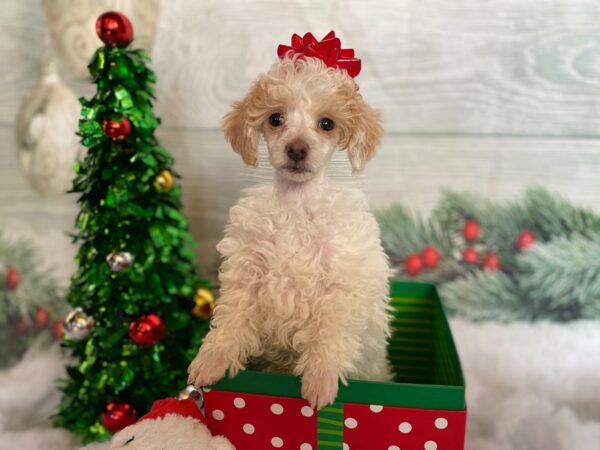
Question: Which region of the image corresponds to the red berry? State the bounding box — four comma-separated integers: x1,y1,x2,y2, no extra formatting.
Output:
421,246,441,268
516,230,535,250
53,320,65,340
5,267,19,290
34,307,49,328
96,12,134,47
462,247,479,264
404,253,423,276
463,219,480,241
102,117,132,140
483,252,501,271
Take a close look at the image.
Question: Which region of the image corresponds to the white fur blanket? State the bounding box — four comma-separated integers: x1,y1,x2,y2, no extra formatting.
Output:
1,320,599,450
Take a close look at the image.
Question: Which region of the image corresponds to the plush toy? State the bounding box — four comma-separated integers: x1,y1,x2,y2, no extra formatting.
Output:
105,397,234,450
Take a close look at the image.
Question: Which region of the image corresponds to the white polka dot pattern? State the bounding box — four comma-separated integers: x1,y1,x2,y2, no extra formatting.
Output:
300,444,312,450
434,417,448,429
211,409,224,421
388,446,400,450
242,423,255,434
370,405,384,413
301,405,314,417
233,397,246,408
271,436,284,448
344,417,358,429
398,422,412,433
424,441,437,450
270,403,284,415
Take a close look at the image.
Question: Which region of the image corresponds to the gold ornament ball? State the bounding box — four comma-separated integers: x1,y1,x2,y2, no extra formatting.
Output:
192,288,215,318
153,169,175,192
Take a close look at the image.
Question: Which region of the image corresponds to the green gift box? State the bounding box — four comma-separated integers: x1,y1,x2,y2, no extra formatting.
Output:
204,282,466,450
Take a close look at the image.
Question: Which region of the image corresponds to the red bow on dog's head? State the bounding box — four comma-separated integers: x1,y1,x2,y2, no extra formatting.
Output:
277,31,362,78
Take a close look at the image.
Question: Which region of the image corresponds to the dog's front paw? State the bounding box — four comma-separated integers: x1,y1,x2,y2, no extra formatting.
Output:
187,351,229,388
301,371,339,410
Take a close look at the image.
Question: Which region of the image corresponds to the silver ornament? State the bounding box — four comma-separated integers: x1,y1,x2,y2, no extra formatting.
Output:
178,385,204,409
106,251,133,272
64,307,94,340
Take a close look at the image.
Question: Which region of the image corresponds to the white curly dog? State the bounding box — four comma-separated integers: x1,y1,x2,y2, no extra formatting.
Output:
188,51,392,409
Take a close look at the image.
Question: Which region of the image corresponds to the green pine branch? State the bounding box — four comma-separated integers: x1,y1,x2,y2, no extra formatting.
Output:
439,271,529,322
517,233,600,320
0,233,66,366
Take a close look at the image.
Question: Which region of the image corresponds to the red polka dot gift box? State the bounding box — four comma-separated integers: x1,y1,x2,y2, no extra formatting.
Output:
204,282,466,450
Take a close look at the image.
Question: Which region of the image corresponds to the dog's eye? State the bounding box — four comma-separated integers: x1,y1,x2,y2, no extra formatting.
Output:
268,113,284,127
124,436,135,446
318,118,335,131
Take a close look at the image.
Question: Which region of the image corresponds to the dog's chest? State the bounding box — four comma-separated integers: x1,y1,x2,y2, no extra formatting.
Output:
258,207,335,274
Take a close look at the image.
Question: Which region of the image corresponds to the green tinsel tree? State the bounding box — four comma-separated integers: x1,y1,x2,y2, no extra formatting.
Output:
55,12,211,442
0,233,65,367
376,187,600,322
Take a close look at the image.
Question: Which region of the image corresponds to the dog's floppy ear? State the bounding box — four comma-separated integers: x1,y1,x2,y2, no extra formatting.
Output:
222,91,260,167
342,97,383,173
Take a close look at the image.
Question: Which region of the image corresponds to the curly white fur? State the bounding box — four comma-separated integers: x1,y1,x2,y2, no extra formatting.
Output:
188,54,392,409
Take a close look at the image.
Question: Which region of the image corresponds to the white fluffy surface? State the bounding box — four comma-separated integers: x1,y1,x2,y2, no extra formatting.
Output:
0,344,78,450
454,320,600,450
1,321,599,450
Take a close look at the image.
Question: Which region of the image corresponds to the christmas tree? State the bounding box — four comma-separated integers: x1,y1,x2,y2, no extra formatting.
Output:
376,187,600,322
0,233,65,367
55,12,213,442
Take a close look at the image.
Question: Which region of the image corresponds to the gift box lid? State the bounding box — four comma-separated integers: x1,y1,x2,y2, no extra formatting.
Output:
211,281,465,411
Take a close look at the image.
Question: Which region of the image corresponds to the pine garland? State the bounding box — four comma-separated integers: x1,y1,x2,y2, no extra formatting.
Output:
377,187,600,322
0,233,65,366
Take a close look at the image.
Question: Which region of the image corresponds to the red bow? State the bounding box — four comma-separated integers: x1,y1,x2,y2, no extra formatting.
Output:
277,31,362,78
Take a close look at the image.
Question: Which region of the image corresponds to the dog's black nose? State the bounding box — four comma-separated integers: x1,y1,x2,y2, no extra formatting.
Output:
286,140,308,162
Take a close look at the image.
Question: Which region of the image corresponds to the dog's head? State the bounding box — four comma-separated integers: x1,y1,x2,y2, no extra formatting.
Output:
223,54,382,182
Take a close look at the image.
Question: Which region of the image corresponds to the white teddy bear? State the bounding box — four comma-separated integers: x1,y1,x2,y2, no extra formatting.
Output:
87,397,234,450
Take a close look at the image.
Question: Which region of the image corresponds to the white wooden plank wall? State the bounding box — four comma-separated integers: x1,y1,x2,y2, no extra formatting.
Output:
1,0,599,283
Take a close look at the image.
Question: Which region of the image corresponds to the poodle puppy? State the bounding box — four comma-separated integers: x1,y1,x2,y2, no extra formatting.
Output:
189,36,392,409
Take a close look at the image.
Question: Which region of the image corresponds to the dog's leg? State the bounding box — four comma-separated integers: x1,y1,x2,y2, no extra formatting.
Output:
294,302,364,409
187,289,260,388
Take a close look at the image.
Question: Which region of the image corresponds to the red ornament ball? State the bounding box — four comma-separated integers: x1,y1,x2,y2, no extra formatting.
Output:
53,320,65,340
462,247,479,264
102,117,132,140
34,307,49,328
516,230,535,250
483,252,501,271
101,402,137,434
96,12,133,47
463,219,480,241
421,245,441,268
404,253,423,276
5,267,20,291
129,313,165,346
